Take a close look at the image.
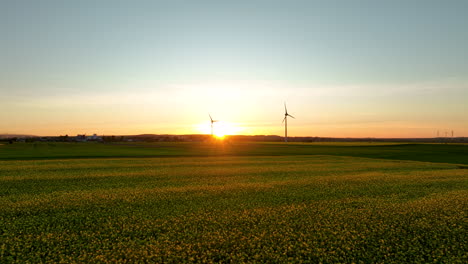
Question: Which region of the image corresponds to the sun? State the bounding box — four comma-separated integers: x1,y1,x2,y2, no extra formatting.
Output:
213,125,226,138
213,132,226,139
195,121,243,138
214,122,241,138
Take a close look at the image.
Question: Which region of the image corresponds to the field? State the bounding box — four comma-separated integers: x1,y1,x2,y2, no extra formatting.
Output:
0,142,467,263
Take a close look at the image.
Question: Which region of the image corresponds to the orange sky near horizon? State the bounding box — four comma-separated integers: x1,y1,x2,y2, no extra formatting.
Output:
2,79,467,138
2,106,466,138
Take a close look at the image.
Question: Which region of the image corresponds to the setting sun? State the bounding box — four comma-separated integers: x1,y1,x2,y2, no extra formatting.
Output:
213,122,240,138
196,121,244,138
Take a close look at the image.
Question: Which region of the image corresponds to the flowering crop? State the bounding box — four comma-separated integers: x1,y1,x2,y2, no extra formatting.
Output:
0,155,466,263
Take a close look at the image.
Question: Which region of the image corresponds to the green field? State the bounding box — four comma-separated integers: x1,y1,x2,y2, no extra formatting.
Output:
1,141,468,165
0,142,467,263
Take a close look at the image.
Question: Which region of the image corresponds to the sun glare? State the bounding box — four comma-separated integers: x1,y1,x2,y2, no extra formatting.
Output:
196,121,243,138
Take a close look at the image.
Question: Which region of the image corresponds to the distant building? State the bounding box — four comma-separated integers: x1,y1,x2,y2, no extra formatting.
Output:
74,134,102,142
87,134,101,141
75,134,87,142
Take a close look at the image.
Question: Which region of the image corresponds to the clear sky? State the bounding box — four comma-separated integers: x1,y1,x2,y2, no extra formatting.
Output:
1,0,467,137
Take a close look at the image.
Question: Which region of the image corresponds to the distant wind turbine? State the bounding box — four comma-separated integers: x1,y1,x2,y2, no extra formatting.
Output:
209,114,218,137
282,102,295,142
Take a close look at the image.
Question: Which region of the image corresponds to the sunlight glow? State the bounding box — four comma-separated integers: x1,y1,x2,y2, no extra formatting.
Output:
195,121,244,138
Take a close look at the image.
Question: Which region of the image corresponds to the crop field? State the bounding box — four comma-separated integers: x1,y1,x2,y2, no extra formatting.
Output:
0,142,467,263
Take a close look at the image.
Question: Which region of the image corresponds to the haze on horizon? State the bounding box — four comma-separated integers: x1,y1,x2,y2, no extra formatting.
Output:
1,0,467,138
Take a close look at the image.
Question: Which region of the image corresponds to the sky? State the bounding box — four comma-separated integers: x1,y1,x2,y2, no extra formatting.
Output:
1,0,467,137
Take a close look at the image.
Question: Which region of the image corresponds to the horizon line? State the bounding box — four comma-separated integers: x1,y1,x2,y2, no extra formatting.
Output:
1,133,466,140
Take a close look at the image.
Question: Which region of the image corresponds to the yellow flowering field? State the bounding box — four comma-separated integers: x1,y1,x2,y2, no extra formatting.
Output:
0,155,467,263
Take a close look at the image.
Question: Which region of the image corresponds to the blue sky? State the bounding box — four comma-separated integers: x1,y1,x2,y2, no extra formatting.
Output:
1,0,467,137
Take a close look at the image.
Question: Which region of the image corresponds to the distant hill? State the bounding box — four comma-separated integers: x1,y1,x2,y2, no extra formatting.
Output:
0,134,38,139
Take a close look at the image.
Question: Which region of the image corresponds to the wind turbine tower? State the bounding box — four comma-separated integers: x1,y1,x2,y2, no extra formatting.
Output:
209,114,218,137
282,102,295,142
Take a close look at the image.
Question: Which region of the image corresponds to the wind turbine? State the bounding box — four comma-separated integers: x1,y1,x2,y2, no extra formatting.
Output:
282,102,295,142
209,114,218,137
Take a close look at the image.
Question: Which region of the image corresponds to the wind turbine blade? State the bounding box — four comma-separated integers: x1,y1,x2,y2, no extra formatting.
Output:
282,117,286,123
209,114,213,122
288,114,295,119
284,102,287,114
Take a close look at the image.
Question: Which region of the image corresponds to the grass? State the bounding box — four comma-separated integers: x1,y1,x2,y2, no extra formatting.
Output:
0,143,467,262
